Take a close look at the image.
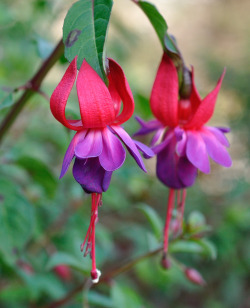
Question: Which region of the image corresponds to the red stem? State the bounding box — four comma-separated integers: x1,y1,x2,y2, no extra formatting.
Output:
163,189,175,254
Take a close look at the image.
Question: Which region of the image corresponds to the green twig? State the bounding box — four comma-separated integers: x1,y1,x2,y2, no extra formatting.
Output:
43,246,163,308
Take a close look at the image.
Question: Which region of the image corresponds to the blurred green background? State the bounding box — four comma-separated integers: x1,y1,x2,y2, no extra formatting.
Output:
0,0,250,307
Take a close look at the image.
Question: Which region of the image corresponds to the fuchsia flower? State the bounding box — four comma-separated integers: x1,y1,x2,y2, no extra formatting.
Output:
135,53,232,258
50,57,153,282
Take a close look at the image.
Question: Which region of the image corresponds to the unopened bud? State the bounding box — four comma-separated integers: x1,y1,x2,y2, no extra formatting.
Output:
185,268,206,286
161,254,171,270
91,269,101,284
54,264,71,281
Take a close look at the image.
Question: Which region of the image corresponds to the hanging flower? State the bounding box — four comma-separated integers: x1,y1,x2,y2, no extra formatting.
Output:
135,53,232,261
50,57,154,282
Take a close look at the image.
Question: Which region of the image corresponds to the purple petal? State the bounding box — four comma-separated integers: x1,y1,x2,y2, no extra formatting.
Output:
156,138,196,189
150,128,165,146
206,126,230,147
215,126,230,133
60,130,87,179
73,157,112,194
134,116,163,136
75,129,103,159
186,131,210,173
110,125,147,172
178,157,198,187
133,140,155,158
152,130,174,154
99,127,126,171
201,130,232,167
175,128,187,157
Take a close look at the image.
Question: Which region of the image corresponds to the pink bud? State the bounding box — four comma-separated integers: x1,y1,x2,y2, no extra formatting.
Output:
161,254,171,270
54,264,71,281
185,268,206,286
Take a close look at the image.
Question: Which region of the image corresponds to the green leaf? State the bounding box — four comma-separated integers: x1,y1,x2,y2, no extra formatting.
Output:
63,0,113,82
169,239,217,259
111,282,144,308
194,239,217,260
15,156,57,198
164,33,180,57
137,1,167,48
169,240,204,255
0,178,35,265
46,252,89,274
0,92,14,111
88,291,113,308
136,203,163,240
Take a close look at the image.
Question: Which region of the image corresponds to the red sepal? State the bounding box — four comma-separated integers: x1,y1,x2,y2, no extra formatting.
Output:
150,53,179,127
50,57,83,131
108,59,135,125
185,68,226,129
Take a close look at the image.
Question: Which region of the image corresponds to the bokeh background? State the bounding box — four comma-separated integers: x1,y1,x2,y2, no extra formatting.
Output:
0,0,250,307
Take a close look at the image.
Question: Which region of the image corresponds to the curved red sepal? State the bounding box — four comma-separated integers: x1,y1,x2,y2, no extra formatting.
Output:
50,57,82,131
150,53,179,127
77,60,115,128
108,59,135,125
185,68,226,129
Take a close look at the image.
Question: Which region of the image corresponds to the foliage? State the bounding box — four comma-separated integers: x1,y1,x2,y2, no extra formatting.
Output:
0,0,249,307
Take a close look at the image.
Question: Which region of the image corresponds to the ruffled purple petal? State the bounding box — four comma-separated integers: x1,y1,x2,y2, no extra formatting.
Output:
206,126,230,147
134,116,163,136
99,127,126,171
186,131,210,173
60,130,87,179
156,137,196,189
178,157,197,187
75,129,103,159
201,129,232,167
175,128,187,157
133,140,155,158
150,128,165,146
73,157,112,194
110,125,147,172
152,130,174,154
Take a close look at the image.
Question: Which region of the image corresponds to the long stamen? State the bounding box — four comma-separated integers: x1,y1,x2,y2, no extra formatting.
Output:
177,189,187,233
163,189,175,255
81,193,102,283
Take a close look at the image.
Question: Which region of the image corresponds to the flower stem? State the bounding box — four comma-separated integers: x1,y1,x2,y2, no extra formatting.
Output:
163,188,175,255
0,39,64,145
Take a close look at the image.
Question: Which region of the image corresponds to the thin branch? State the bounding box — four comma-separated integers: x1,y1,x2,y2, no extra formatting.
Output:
42,246,163,308
0,39,64,145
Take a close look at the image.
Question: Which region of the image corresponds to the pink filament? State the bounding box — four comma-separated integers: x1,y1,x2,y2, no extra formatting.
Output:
81,193,102,276
176,189,187,234
163,189,175,255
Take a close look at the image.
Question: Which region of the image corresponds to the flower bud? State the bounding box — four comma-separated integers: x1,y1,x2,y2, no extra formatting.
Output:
185,268,206,286
54,264,71,281
161,254,171,270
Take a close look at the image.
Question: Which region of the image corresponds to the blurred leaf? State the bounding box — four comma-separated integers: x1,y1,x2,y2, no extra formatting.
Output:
136,203,163,240
88,291,113,308
169,240,204,255
137,1,167,48
164,33,180,58
33,37,53,59
0,92,14,111
46,251,89,274
19,271,66,300
194,238,217,260
170,238,217,259
15,156,57,198
188,211,206,228
0,178,34,265
111,282,144,308
63,0,113,82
